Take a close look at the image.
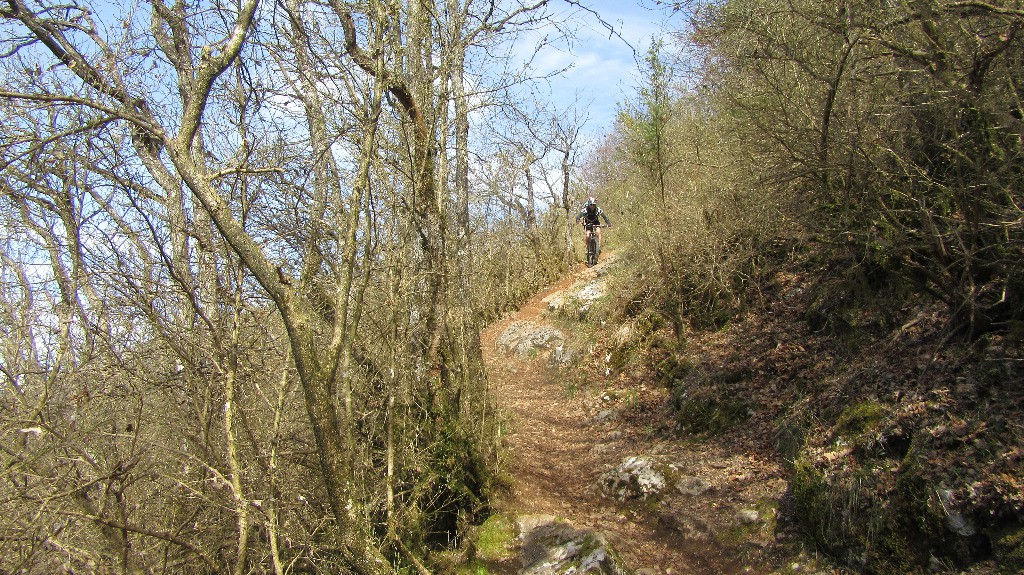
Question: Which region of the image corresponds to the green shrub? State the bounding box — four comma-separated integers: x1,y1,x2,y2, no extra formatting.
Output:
655,353,692,388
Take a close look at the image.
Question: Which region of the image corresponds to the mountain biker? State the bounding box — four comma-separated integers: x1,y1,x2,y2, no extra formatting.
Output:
575,196,611,259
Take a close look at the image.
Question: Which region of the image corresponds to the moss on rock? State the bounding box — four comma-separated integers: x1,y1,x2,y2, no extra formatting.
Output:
476,514,518,561
788,430,1005,575
833,401,887,441
673,385,749,435
992,524,1024,573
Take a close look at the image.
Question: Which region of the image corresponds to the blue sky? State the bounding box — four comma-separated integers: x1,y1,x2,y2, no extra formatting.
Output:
530,0,682,137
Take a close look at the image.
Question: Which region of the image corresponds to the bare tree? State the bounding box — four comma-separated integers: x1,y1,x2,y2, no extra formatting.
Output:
1,1,581,574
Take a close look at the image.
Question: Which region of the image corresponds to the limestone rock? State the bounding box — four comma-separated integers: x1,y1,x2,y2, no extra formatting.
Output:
736,509,761,524
542,263,612,315
676,475,712,497
543,291,568,312
517,517,629,575
598,456,667,502
592,409,619,425
612,322,636,348
577,281,605,303
498,321,566,358
551,343,580,367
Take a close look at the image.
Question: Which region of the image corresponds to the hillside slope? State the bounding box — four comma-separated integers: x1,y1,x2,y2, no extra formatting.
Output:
597,252,1024,575
477,256,848,575
469,246,1023,575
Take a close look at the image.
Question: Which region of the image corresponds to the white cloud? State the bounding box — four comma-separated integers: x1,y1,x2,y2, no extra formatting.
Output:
525,0,677,134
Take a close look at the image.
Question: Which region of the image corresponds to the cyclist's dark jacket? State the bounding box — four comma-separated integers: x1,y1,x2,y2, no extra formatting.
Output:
576,205,611,227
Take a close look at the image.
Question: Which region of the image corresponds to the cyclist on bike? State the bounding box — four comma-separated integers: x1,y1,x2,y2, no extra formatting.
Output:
575,196,611,259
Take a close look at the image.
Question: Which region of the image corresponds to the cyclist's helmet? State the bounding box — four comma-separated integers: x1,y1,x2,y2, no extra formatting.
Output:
586,196,597,211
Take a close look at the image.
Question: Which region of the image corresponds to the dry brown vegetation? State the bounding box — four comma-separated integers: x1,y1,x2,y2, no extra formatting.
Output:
590,1,1024,573
3,1,1023,574
0,1,575,573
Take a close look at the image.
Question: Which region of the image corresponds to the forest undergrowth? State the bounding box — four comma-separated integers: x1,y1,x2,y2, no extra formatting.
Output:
598,244,1024,575
588,2,1024,572
3,1,1023,574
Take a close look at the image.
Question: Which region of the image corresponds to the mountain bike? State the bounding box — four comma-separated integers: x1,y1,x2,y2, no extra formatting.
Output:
583,224,605,267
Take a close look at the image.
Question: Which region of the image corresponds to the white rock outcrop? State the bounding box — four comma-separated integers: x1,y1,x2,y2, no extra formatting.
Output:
517,516,629,575
597,456,668,502
498,321,566,358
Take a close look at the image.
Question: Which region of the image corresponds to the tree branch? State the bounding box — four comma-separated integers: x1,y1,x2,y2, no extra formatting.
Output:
54,510,217,570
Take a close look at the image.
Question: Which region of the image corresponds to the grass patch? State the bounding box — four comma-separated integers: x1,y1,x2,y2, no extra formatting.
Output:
475,514,517,562
833,401,887,441
455,560,491,575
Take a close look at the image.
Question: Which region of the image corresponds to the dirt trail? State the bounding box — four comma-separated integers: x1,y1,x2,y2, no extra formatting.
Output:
480,259,795,575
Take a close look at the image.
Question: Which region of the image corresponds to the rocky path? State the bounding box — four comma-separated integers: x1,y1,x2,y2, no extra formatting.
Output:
480,257,821,575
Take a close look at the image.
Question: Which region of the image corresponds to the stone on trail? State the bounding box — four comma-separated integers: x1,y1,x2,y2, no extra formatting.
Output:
735,509,760,524
676,475,712,497
657,510,712,540
577,281,605,303
597,456,668,502
543,291,568,312
551,343,578,367
542,273,609,315
498,320,566,358
517,516,629,575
